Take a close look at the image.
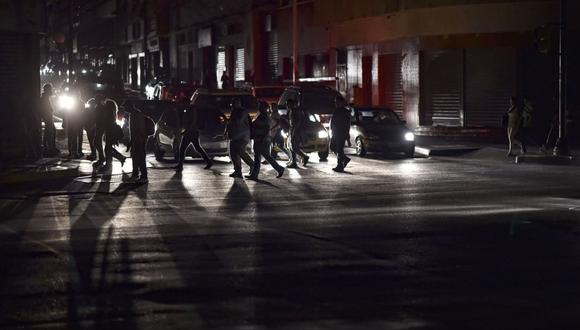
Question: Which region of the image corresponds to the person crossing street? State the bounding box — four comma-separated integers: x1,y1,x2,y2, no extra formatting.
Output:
330,96,351,172
246,103,285,180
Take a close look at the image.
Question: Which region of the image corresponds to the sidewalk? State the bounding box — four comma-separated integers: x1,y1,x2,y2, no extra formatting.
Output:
416,135,579,165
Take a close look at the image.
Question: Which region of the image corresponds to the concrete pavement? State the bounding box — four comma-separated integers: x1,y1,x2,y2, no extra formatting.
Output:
2,149,580,329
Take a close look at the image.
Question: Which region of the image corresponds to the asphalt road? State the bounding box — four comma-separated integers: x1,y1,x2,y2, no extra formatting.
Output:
1,149,580,329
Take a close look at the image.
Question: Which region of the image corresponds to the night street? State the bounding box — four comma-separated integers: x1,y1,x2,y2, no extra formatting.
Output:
2,152,580,329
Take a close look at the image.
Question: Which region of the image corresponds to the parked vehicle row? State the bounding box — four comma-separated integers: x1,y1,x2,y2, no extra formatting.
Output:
125,82,415,162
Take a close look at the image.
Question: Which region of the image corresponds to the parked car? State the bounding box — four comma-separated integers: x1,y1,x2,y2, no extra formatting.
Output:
117,100,177,145
277,84,344,128
191,88,259,118
252,85,287,104
74,74,125,103
347,107,415,157
159,80,198,102
279,111,330,161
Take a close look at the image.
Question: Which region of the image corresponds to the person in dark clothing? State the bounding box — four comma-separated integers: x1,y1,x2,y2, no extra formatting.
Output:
39,84,58,156
103,100,127,169
63,88,84,158
175,100,213,172
93,94,107,166
269,103,291,161
286,98,309,168
246,103,285,180
225,98,253,178
83,98,98,160
125,101,149,183
330,96,351,172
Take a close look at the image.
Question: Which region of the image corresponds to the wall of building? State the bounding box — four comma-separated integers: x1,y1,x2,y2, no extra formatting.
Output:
0,1,42,161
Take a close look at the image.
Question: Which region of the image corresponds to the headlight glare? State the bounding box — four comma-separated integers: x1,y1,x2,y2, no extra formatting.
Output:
404,132,415,142
58,94,76,111
318,130,329,139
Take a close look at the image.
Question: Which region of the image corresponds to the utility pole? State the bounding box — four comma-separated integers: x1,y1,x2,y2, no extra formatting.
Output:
142,0,149,87
68,0,74,83
554,0,568,156
292,0,299,84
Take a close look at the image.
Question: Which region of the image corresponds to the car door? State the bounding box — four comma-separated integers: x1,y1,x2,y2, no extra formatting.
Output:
157,108,179,150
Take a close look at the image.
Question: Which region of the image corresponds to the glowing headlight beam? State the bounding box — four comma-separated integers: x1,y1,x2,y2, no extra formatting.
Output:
318,130,329,139
404,132,415,142
58,94,76,111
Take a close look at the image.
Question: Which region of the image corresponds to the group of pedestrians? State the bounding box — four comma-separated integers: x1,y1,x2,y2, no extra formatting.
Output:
39,82,353,184
175,95,353,180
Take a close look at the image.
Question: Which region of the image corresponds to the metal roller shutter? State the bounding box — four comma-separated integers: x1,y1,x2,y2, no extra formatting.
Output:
422,50,463,127
465,48,516,127
380,53,404,119
266,31,279,82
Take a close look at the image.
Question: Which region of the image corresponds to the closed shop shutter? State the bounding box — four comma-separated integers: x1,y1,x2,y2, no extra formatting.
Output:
464,48,516,127
422,50,463,127
379,53,404,119
265,31,279,82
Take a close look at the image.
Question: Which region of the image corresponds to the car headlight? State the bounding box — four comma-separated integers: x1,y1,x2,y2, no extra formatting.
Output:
58,94,76,111
318,130,328,139
404,132,415,142
281,130,288,139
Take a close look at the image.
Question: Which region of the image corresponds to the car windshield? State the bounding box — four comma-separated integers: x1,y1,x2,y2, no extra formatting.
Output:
356,109,400,125
193,94,257,111
301,90,339,114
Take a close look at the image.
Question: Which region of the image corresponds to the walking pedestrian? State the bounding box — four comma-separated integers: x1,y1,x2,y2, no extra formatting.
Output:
506,96,525,157
175,99,213,172
225,98,253,178
93,94,107,167
269,103,291,160
83,98,98,160
39,84,58,156
246,103,285,180
286,98,309,168
103,100,127,169
330,96,351,172
125,101,149,183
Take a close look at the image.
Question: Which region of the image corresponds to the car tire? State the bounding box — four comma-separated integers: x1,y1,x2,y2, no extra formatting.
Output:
154,137,165,161
356,137,367,157
318,149,329,162
405,146,415,158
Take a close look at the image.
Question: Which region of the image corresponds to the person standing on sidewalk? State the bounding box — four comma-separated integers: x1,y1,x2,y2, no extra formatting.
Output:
506,96,525,157
330,96,351,172
246,103,285,180
39,84,58,156
286,98,309,168
175,99,213,172
225,98,253,178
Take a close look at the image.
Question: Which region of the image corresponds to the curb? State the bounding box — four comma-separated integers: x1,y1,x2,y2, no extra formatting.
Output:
515,154,575,165
415,146,481,157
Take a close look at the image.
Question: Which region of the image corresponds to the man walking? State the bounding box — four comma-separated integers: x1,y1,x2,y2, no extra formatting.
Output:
175,100,213,172
225,98,253,178
286,98,309,168
246,103,285,180
330,96,351,172
125,101,149,183
269,103,291,161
